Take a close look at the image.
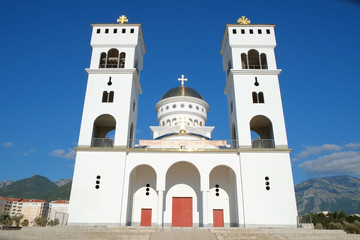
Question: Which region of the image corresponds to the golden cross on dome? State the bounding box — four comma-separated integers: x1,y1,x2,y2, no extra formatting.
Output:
117,15,129,24
178,74,188,87
237,16,250,25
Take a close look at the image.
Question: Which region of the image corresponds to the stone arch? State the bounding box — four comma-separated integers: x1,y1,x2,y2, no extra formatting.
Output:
208,165,238,227
164,161,201,227
127,164,157,226
91,114,116,147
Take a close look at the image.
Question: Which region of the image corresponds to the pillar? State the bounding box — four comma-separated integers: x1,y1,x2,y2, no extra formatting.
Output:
157,190,164,227
202,190,208,227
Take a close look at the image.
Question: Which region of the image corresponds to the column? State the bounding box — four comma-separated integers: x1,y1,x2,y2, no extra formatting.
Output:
157,190,164,227
202,190,208,227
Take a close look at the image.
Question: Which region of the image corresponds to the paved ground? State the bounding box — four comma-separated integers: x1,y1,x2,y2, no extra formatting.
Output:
150,229,217,240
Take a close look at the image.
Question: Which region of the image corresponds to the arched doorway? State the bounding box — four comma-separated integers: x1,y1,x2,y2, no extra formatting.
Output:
209,165,238,227
164,162,201,227
127,165,157,226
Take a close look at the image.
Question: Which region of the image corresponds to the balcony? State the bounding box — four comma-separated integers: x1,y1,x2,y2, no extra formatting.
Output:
252,139,275,149
91,138,114,148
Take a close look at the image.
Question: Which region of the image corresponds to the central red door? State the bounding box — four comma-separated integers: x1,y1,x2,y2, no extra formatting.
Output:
213,209,224,227
172,197,192,227
140,208,152,226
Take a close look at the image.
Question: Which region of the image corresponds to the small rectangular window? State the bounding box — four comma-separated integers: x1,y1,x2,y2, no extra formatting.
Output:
249,29,253,34
241,29,245,34
258,29,262,34
232,29,237,34
96,29,100,34
113,29,117,33
105,29,109,34
122,29,126,33
266,29,271,34
130,28,134,33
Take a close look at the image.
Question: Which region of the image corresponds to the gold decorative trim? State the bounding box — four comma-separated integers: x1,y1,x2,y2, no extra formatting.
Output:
237,16,250,25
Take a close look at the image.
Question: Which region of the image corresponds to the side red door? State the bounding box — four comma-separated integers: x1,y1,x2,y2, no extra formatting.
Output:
172,197,192,227
213,209,224,227
140,208,152,226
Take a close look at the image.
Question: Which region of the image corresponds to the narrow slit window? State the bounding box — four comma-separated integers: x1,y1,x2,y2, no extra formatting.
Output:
258,29,262,34
266,29,271,34
108,91,114,102
252,92,258,103
241,29,245,34
233,29,237,34
130,28,134,33
122,29,126,33
258,92,265,103
113,29,117,33
249,29,253,34
105,29,109,34
102,91,108,102
96,29,101,34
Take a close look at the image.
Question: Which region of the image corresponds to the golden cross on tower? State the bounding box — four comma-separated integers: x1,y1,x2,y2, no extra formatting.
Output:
237,16,250,25
117,15,129,24
178,74,188,87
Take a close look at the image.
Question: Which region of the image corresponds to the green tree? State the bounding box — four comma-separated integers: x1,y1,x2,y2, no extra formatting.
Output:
34,217,47,227
11,214,23,227
0,213,10,225
22,219,29,227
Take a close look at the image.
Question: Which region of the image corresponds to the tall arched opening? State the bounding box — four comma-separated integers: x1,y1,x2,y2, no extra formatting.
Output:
209,165,238,227
91,114,116,147
250,115,274,148
127,165,157,226
164,162,201,227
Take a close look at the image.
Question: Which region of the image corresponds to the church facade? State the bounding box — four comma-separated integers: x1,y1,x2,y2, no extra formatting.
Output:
68,16,298,228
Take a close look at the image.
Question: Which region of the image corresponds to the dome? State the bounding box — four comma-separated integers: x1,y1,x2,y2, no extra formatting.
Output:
160,86,204,100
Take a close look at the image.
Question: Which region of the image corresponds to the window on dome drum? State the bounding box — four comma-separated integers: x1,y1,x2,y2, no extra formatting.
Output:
194,120,198,126
166,120,171,126
250,115,274,148
241,50,268,69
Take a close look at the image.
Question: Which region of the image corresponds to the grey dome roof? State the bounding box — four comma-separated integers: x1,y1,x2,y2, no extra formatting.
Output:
160,86,204,100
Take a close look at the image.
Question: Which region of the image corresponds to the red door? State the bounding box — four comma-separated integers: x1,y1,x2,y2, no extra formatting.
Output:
213,209,224,227
140,208,152,226
172,197,192,227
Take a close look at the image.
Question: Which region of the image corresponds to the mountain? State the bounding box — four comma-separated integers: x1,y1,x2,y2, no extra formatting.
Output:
295,175,360,215
39,181,72,202
0,180,14,188
54,178,72,187
0,175,58,199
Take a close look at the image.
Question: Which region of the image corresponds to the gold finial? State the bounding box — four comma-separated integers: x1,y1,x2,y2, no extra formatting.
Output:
178,74,188,87
237,16,250,25
117,15,129,24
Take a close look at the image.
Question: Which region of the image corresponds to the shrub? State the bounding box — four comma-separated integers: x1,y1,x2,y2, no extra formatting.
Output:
329,221,343,230
22,219,29,227
343,222,360,234
314,223,323,229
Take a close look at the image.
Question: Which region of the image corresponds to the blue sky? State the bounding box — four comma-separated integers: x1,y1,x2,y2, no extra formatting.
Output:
0,0,359,184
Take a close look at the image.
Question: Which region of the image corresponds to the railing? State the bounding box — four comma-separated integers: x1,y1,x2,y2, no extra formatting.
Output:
91,138,114,148
245,65,268,69
252,139,275,149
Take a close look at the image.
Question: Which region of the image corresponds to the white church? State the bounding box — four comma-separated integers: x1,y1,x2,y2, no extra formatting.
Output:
68,16,298,228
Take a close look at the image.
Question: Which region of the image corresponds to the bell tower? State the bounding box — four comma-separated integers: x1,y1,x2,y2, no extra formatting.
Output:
68,16,145,226
77,15,145,148
221,16,288,149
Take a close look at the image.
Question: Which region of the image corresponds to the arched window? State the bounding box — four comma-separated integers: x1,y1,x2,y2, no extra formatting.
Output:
260,53,268,69
166,120,171,127
241,53,248,69
102,91,108,102
128,123,134,148
250,115,274,148
252,92,258,103
258,92,264,103
231,124,237,148
107,49,119,68
248,49,260,69
172,118,177,126
194,120,198,127
119,52,126,68
252,92,265,104
99,52,106,68
200,122,203,127
161,121,165,126
108,91,114,102
91,114,116,147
